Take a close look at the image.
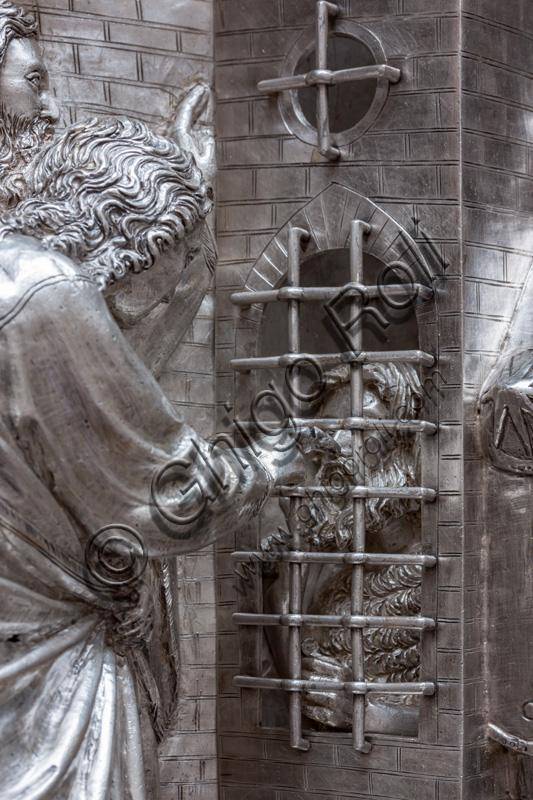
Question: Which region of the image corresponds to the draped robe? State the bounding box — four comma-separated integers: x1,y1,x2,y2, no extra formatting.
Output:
0,234,270,799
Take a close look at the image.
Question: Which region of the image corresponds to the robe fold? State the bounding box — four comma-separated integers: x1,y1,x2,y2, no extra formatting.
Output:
0,234,270,799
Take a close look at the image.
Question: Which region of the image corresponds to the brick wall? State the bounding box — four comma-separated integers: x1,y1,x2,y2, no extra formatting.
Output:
215,0,466,797
461,1,533,797
25,0,212,124
20,2,218,797
13,0,533,794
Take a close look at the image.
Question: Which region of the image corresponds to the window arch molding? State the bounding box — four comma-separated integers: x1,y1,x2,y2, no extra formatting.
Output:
232,183,439,405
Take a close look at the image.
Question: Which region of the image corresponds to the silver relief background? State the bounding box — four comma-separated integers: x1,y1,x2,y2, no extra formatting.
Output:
11,0,533,797
214,1,533,799
19,2,218,798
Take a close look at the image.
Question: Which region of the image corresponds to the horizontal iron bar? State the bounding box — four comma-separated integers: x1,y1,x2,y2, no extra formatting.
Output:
234,675,436,695
293,417,437,434
329,64,401,85
319,142,340,160
231,283,433,306
230,350,436,371
233,612,436,630
257,64,401,94
274,485,437,501
257,73,322,93
233,417,437,435
231,551,437,567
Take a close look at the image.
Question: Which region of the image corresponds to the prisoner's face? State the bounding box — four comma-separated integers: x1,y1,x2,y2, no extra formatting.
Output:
322,383,388,430
363,388,388,421
0,37,59,124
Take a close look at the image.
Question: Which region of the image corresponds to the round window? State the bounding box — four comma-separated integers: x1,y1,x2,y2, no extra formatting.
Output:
278,20,393,153
296,35,378,134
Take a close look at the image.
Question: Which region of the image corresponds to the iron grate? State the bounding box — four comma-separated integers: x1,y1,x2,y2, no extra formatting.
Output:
256,1,401,160
230,219,437,752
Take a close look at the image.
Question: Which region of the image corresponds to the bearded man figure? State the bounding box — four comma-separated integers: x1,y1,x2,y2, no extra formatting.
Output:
264,362,424,737
0,116,310,799
0,2,216,371
0,0,59,209
0,2,213,280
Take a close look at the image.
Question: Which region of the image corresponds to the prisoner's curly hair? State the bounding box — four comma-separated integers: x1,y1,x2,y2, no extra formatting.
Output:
0,1,36,65
0,116,213,287
315,361,422,424
303,361,422,552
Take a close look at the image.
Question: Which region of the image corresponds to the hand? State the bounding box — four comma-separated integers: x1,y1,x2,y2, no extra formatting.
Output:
252,426,340,499
301,650,419,736
295,426,340,458
301,652,352,729
253,429,306,488
171,83,215,184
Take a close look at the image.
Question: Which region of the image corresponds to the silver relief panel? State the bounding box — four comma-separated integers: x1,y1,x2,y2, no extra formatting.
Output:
215,0,531,796
3,2,220,799
0,0,532,797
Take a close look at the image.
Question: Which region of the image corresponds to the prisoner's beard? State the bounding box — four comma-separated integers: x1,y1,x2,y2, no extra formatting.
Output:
0,109,54,210
305,446,419,552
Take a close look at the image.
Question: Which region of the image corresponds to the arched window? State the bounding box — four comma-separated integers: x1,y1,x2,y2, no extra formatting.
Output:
229,184,439,753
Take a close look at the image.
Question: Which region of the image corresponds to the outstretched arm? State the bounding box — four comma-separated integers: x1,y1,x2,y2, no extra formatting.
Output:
10,250,300,559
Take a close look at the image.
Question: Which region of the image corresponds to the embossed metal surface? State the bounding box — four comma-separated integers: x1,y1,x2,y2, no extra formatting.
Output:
257,1,400,159
0,106,288,797
0,2,283,799
0,0,531,797
230,216,438,753
214,0,533,798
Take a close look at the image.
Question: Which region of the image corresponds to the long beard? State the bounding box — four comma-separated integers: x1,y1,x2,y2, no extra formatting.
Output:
0,111,54,211
304,444,419,553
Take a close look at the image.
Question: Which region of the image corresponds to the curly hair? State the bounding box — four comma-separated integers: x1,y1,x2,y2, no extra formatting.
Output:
0,116,213,287
303,361,422,552
364,362,422,423
0,1,36,66
316,361,422,424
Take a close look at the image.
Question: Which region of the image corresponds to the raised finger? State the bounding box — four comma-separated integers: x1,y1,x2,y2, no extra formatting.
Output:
175,83,208,133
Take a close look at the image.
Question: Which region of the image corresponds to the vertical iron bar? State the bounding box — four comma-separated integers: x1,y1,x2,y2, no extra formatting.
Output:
287,227,310,751
349,220,372,753
315,1,339,160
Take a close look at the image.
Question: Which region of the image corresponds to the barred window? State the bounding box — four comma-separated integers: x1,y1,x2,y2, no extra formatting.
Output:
230,186,438,753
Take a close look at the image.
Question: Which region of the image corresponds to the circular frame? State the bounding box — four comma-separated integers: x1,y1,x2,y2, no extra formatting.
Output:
279,20,392,150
